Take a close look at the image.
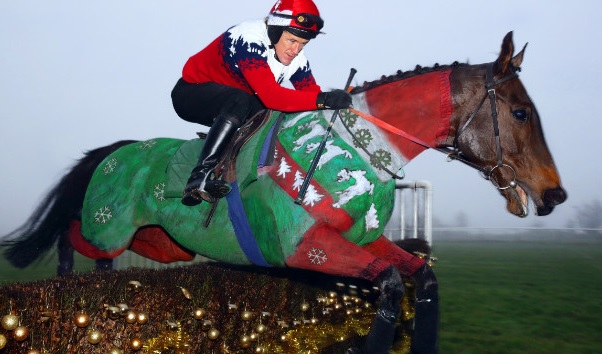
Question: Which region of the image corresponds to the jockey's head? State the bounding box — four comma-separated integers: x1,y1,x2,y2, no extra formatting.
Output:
266,0,324,45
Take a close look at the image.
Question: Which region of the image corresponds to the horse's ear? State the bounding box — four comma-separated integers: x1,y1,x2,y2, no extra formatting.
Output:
494,31,515,76
511,42,528,69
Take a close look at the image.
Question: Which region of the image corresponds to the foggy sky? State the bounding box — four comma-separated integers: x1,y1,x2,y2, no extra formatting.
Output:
1,1,601,236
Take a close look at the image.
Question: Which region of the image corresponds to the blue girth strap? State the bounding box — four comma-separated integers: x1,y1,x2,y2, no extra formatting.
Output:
226,181,271,267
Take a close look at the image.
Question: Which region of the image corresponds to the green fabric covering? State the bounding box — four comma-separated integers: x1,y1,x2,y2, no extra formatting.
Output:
80,109,397,266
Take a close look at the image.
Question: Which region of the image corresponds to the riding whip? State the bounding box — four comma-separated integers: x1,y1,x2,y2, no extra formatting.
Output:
294,68,357,205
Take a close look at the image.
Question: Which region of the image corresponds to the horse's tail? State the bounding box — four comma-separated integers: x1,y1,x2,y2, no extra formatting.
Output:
1,140,137,268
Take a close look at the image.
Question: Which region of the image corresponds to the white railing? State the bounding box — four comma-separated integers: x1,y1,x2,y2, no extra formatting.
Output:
383,180,433,245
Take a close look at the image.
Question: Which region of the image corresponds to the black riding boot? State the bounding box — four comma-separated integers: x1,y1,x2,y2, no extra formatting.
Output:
182,114,240,206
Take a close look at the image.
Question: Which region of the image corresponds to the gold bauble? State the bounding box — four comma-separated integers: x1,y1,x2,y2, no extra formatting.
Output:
241,310,253,321
0,334,7,349
249,332,258,341
1,314,19,330
255,345,266,353
130,338,143,351
86,329,103,344
193,308,206,320
239,335,251,348
13,326,30,341
300,302,310,312
27,350,41,354
137,312,149,324
256,323,267,333
208,328,220,340
74,313,91,328
108,347,123,354
107,306,121,320
125,311,137,324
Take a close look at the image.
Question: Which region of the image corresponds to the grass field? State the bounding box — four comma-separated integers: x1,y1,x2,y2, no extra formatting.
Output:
1,240,601,353
433,240,602,354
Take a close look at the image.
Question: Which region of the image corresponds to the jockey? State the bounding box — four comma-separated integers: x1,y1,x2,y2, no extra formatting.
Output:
172,0,352,206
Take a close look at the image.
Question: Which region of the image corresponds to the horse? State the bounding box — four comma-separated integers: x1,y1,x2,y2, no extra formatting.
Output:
2,32,566,353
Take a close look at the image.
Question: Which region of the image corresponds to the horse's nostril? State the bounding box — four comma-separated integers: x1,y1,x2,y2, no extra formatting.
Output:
543,187,567,207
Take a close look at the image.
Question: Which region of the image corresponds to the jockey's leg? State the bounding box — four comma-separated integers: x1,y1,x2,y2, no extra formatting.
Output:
182,113,240,205
363,236,439,354
171,80,264,206
286,225,402,354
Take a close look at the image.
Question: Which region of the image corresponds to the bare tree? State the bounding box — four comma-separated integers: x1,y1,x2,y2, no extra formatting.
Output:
570,199,602,231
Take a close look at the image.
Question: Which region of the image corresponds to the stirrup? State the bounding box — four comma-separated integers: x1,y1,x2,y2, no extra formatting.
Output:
205,179,232,199
182,188,215,206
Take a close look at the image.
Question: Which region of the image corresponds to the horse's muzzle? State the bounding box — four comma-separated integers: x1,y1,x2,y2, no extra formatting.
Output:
537,187,568,216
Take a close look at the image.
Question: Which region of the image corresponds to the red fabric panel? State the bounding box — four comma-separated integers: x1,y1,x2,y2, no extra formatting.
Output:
364,70,452,161
286,224,391,281
68,220,125,260
129,227,195,263
68,221,194,263
362,236,426,277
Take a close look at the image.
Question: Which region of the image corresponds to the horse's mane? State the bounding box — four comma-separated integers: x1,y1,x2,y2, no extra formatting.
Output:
350,61,467,94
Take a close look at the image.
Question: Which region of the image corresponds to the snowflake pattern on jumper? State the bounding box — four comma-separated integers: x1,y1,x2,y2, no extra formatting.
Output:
103,158,118,175
307,248,327,265
154,182,166,202
94,206,112,224
137,140,157,150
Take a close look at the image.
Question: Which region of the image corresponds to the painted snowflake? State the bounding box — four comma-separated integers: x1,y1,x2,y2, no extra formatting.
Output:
137,140,157,150
94,206,112,224
103,158,118,175
154,182,166,201
307,248,327,265
340,109,358,128
370,149,393,169
352,128,373,149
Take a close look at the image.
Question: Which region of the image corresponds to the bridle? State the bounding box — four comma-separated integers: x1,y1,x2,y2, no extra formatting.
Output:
436,62,519,190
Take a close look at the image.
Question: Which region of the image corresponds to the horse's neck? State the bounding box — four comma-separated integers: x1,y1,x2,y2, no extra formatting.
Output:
339,69,454,179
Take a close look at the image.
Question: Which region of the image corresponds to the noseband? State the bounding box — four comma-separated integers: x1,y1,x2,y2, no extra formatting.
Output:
442,62,519,190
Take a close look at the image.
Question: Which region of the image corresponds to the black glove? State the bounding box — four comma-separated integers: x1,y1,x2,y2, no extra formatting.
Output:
316,89,352,109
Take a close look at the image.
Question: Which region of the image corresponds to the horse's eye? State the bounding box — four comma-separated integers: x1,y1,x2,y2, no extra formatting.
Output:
512,109,528,122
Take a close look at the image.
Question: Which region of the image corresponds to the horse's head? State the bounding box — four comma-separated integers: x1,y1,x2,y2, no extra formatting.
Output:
449,32,567,217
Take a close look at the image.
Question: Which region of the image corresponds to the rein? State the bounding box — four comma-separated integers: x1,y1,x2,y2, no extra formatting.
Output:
350,62,519,190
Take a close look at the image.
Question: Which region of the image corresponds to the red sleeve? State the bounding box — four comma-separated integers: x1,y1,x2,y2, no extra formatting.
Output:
238,58,320,112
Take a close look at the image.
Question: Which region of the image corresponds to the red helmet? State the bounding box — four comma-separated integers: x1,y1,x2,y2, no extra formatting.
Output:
266,0,324,40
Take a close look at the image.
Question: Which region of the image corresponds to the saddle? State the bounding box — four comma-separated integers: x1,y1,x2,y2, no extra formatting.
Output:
208,109,275,185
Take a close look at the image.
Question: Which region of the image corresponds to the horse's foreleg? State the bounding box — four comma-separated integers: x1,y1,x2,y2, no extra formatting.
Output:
410,263,439,354
286,225,402,354
364,236,439,354
347,265,405,354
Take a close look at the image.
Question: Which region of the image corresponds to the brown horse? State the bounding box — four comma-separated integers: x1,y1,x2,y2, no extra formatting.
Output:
2,32,566,353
